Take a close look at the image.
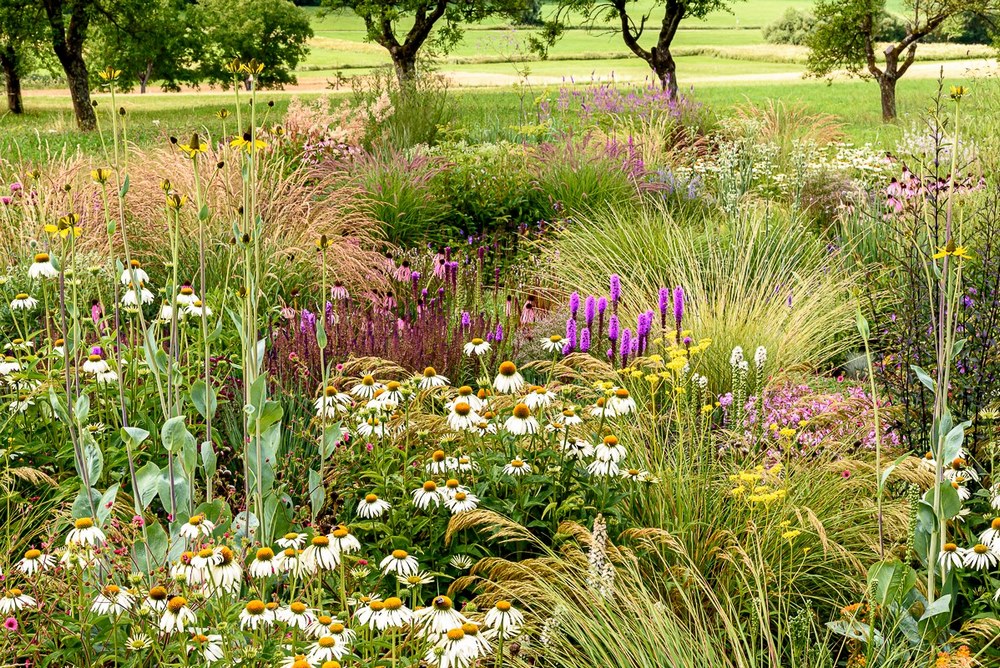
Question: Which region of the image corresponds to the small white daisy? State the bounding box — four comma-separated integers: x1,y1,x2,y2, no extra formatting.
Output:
483,600,524,639
447,401,481,432
302,535,340,572
351,374,384,400
240,600,275,630
249,547,279,578
541,335,564,353
67,517,106,547
937,543,964,574
963,543,999,570
445,491,479,514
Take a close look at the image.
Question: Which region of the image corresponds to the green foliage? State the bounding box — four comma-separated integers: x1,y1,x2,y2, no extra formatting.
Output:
190,0,313,88
762,8,815,46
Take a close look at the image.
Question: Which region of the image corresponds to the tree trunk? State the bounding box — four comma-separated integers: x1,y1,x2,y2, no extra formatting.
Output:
139,61,152,94
650,47,678,101
390,47,417,89
879,75,898,122
0,47,23,115
62,52,96,130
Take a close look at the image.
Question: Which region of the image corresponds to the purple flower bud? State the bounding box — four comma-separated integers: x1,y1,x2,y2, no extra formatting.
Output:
91,345,104,357
566,318,577,351
606,347,613,359
495,323,503,341
569,292,580,319
608,315,620,342
461,311,471,328
673,286,684,330
658,287,669,314
620,328,631,358
597,296,607,315
300,309,315,333
609,274,621,304
585,295,596,327
580,327,591,352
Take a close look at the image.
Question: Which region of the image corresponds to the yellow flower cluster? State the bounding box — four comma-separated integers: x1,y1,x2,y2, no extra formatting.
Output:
728,463,787,505
936,646,973,668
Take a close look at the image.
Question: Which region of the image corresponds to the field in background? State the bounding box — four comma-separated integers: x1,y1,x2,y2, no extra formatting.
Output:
1,0,996,160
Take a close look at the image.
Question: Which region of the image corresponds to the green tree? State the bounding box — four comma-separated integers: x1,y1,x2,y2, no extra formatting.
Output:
323,0,537,87
40,0,97,130
0,0,47,114
190,0,313,89
89,0,201,93
806,0,998,122
555,0,741,100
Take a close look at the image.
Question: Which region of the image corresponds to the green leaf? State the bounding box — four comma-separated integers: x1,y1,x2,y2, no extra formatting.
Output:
941,421,971,464
134,520,168,575
879,453,911,489
119,173,130,198
157,464,190,515
910,365,936,393
825,619,871,641
309,468,325,518
48,387,69,423
868,560,916,607
919,594,952,621
161,416,195,454
74,394,90,425
316,317,328,351
199,204,210,221
81,432,103,483
321,422,343,460
201,441,217,479
96,484,120,526
71,486,101,520
923,483,962,520
952,338,967,358
190,380,217,421
120,426,150,447
232,510,259,540
135,462,161,510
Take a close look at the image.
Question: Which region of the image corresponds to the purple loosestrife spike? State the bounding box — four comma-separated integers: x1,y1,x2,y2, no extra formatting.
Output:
569,292,580,319
580,327,591,352
620,328,631,366
659,288,669,329
585,295,596,327
673,286,684,343
495,323,503,341
608,315,620,342
566,318,578,350
461,311,471,329
597,296,607,315
300,309,315,333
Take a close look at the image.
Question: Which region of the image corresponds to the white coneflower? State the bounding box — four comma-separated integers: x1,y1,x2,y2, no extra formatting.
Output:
327,621,357,644
351,374,384,400
0,356,19,375
563,438,594,460
121,284,154,307
621,468,654,483
447,401,481,432
0,588,35,613
330,525,361,555
160,596,196,633
191,547,223,571
120,260,149,286
505,403,539,435
938,543,964,574
279,601,315,630
157,302,174,323
303,535,340,572
418,366,449,389
240,599,275,630
502,458,531,476
595,435,626,463
425,627,468,668
175,284,199,306
398,571,435,589
455,455,478,472
309,635,349,663
588,397,617,418
357,493,391,519
523,386,557,410
184,300,212,317
445,491,479,514
493,361,525,394
60,544,97,570
171,551,198,584
280,653,313,668
449,554,474,571
356,414,388,439
449,386,484,413
125,632,153,651
179,514,215,540
28,252,58,279
587,458,620,477
274,548,308,576
541,334,564,353
945,458,980,483
414,595,468,636
9,395,33,413
981,517,1000,549
277,532,307,549
96,369,119,385
67,517,106,547
483,600,524,639
458,622,491,661
91,584,134,615
5,338,32,351
381,380,406,405
560,406,583,425
10,293,37,310
207,546,242,593
442,478,467,499
249,547,278,578
426,450,449,475
82,352,110,375
608,388,637,416
17,549,55,576
144,585,169,611
52,338,65,357
963,543,999,570
413,481,444,510
954,481,971,501
356,599,384,631
315,385,352,419
463,338,491,356
376,596,413,630
188,633,224,663
380,549,419,577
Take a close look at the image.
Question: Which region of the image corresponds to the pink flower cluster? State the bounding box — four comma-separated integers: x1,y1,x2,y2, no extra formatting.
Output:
741,381,899,455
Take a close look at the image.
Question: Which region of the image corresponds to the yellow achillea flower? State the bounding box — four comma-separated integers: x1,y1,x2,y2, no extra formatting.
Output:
781,530,801,541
